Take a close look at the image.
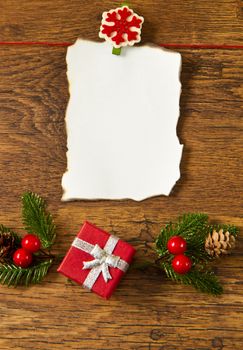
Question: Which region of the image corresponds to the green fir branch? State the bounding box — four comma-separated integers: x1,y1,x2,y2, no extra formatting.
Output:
155,223,175,257
153,213,239,295
156,213,209,259
0,259,53,287
22,192,56,249
161,262,223,295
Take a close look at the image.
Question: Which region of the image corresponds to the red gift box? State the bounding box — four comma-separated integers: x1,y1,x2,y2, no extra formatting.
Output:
57,221,136,299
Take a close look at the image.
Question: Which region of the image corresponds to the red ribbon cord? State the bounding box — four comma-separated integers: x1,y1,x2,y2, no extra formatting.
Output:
0,41,242,49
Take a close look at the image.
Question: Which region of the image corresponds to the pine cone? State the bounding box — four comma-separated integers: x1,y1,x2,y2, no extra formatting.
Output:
205,229,236,258
0,232,15,261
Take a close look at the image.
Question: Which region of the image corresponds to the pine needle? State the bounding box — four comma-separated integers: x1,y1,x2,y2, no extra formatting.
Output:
155,213,209,259
0,259,53,287
154,213,237,295
209,224,239,238
161,262,223,295
0,193,57,287
22,192,56,249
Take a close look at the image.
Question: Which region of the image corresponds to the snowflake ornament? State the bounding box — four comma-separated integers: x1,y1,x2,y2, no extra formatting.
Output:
99,6,144,49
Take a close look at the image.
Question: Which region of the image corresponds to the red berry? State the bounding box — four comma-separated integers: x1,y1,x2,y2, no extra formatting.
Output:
21,234,41,253
172,254,192,274
167,236,187,255
13,248,33,268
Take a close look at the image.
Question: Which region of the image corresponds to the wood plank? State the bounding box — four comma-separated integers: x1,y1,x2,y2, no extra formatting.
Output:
0,1,242,349
0,0,242,44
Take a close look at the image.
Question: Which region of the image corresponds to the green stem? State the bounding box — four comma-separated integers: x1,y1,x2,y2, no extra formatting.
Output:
144,241,156,252
112,47,122,55
54,254,65,261
38,249,64,261
39,249,53,258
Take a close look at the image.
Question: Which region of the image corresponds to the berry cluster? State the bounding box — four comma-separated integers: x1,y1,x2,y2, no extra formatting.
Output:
167,236,192,274
13,234,41,268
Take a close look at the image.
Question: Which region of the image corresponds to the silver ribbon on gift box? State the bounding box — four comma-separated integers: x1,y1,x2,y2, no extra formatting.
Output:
72,235,129,290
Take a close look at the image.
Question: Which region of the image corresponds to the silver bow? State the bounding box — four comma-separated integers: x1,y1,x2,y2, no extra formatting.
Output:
83,244,120,282
72,236,129,290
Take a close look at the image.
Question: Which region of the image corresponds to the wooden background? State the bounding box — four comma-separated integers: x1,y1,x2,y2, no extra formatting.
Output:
0,1,242,349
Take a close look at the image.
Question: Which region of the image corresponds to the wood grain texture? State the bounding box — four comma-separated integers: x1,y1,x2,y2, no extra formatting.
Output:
0,1,242,349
